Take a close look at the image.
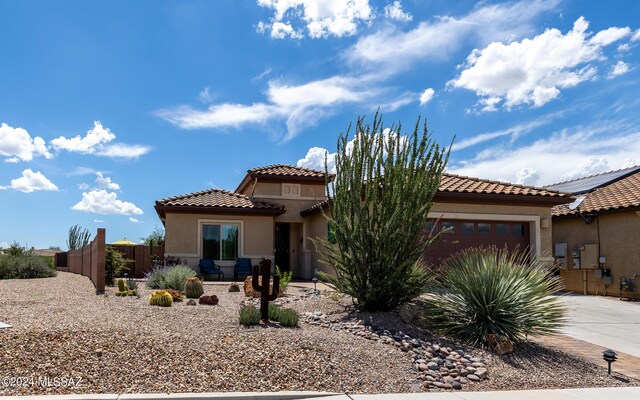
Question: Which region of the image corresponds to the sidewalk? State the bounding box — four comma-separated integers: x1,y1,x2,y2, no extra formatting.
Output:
2,388,639,400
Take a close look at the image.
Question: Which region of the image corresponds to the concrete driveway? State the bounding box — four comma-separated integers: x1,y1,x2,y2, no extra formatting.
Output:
558,293,640,357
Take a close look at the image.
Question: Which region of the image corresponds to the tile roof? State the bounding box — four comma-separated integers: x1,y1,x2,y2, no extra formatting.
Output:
155,189,284,213
301,173,568,216
248,164,327,178
552,170,640,216
438,173,566,197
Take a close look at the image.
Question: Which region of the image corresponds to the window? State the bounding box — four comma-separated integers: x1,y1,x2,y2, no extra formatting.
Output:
496,223,509,236
462,222,474,234
512,223,526,236
424,220,436,233
442,221,455,233
478,223,491,234
282,183,301,198
203,224,238,261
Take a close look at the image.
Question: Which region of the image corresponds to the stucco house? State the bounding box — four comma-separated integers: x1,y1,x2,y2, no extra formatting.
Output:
548,166,640,298
155,164,569,279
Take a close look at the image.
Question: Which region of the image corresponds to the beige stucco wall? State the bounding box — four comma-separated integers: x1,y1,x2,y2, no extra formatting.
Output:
164,212,275,275
554,210,640,298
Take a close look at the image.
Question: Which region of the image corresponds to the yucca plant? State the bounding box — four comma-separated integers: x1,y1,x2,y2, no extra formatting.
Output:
427,247,566,345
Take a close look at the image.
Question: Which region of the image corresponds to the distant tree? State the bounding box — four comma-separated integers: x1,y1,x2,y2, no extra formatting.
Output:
141,226,165,247
67,225,91,250
312,113,450,311
49,245,62,251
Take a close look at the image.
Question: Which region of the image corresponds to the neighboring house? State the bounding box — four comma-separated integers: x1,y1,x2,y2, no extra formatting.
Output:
155,164,569,279
548,166,640,298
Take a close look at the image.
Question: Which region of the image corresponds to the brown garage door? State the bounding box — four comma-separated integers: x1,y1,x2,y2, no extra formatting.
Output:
423,219,530,267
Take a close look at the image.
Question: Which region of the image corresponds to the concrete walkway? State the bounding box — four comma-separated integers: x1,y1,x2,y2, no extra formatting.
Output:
557,293,640,357
3,388,640,400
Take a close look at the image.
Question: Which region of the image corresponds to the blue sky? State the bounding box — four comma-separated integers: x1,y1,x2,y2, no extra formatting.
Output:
1,0,639,249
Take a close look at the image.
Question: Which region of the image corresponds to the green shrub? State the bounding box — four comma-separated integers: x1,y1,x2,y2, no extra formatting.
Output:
274,308,299,327
311,113,449,311
0,254,57,279
105,247,132,286
268,303,280,321
165,265,196,291
427,248,566,345
145,264,196,290
275,265,292,292
267,303,299,327
239,305,261,326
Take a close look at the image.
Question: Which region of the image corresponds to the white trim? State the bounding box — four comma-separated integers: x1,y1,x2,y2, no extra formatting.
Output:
427,211,542,257
281,183,301,198
198,219,244,261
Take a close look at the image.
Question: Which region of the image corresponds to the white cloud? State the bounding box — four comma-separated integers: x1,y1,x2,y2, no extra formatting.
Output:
157,74,408,140
129,217,142,223
78,183,90,190
384,1,412,22
72,189,143,215
50,121,150,159
608,61,630,78
449,17,631,111
632,29,640,42
452,108,571,151
257,0,372,39
93,219,104,223
252,67,273,81
449,124,640,186
95,143,151,159
0,242,9,249
51,121,115,154
94,172,120,190
0,123,53,162
297,146,336,174
5,169,59,193
560,158,610,182
419,88,435,105
589,26,632,46
347,0,558,74
515,168,540,186
198,87,213,104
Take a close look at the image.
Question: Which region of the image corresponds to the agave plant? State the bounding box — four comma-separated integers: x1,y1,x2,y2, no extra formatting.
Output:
427,247,566,345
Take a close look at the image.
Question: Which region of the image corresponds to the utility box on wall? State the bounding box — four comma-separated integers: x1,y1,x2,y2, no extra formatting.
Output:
580,243,599,269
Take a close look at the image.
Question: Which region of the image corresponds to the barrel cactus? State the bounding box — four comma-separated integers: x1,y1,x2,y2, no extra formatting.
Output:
148,290,173,307
228,282,240,292
184,277,204,299
117,279,127,292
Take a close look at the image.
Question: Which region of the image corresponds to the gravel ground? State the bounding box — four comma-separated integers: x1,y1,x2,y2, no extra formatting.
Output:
0,272,638,395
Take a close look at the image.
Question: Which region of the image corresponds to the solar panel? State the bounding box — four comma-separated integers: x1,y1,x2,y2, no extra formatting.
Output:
547,167,640,194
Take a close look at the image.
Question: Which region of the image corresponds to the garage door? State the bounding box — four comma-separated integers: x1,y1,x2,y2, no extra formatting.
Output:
423,219,530,266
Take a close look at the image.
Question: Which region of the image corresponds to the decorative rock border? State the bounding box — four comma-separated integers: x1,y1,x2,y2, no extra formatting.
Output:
301,310,488,391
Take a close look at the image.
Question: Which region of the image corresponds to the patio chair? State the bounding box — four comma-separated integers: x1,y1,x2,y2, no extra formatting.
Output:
199,259,224,281
234,257,252,281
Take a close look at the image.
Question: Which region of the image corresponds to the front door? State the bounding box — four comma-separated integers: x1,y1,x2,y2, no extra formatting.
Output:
275,223,290,272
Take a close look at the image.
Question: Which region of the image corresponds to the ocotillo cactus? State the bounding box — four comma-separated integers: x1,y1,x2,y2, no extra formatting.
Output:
252,258,280,321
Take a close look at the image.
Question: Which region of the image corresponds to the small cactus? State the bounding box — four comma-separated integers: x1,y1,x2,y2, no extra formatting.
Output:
184,277,204,299
148,290,173,307
117,279,127,292
252,258,279,322
228,282,240,292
